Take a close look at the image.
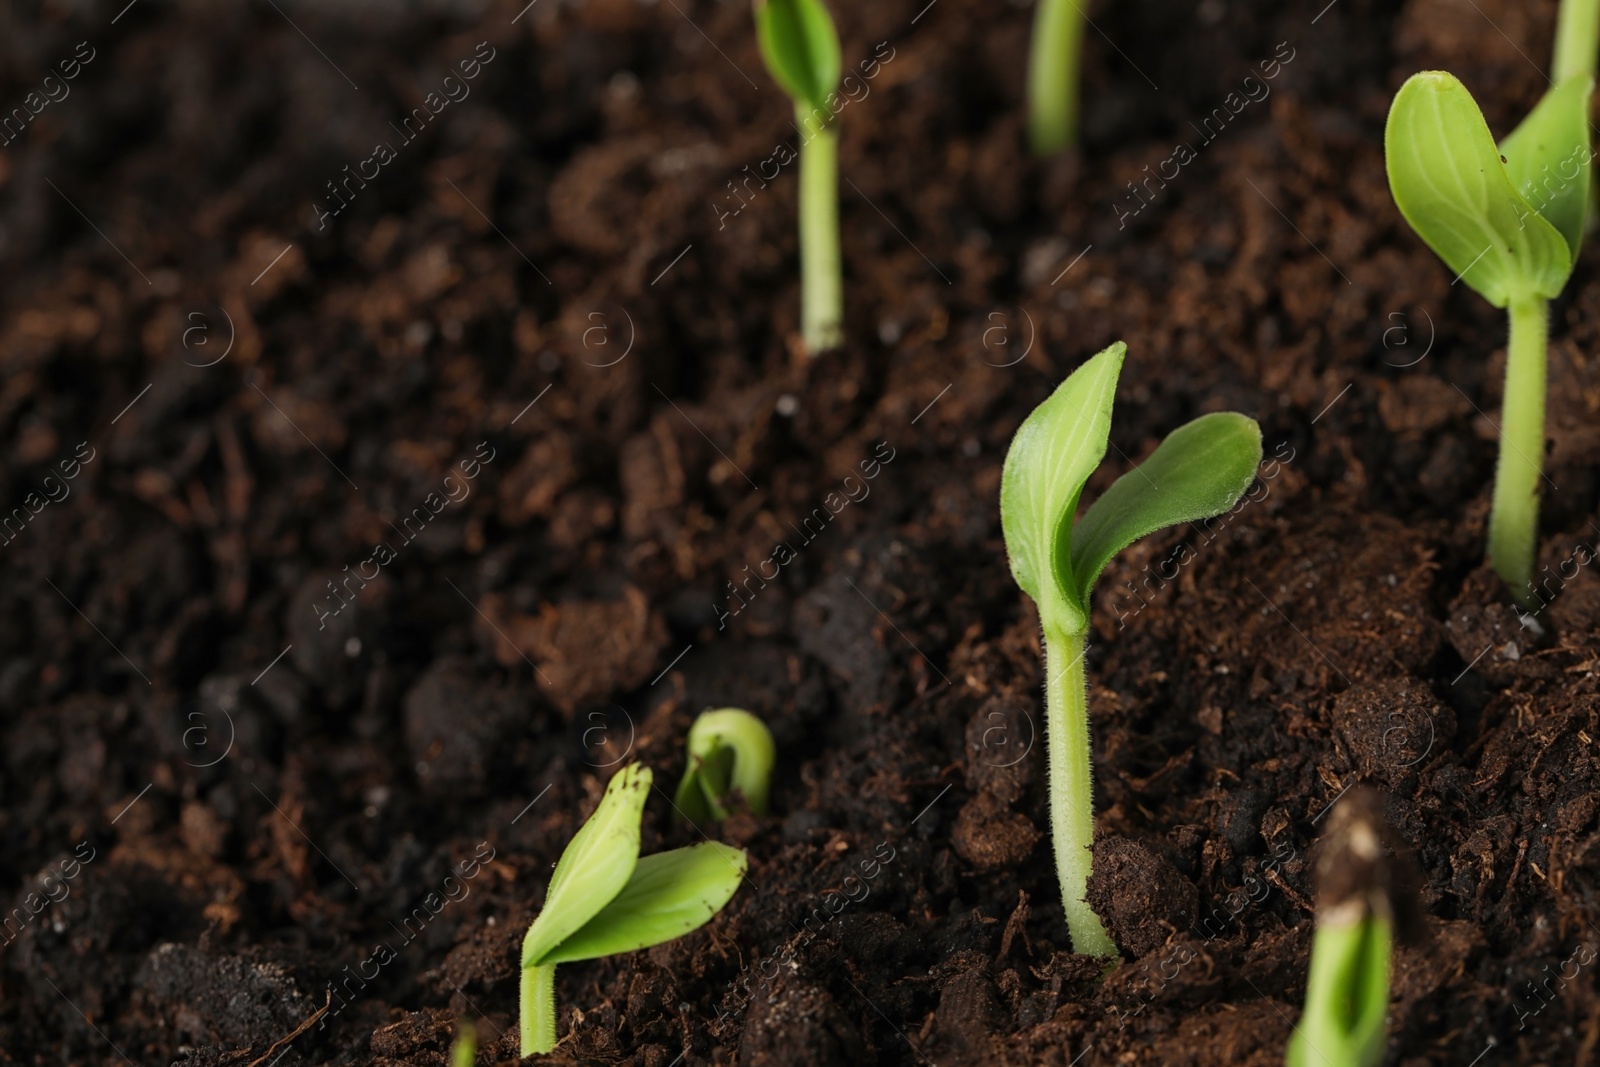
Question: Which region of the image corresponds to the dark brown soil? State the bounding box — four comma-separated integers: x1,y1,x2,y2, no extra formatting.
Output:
2,0,1598,1064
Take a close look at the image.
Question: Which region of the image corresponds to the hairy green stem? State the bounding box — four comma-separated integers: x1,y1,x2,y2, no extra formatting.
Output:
520,961,558,1057
797,108,842,353
1026,0,1087,154
1489,296,1547,605
1043,628,1117,957
1555,0,1600,81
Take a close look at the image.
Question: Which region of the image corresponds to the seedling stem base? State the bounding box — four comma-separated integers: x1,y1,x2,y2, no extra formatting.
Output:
1044,627,1117,958
520,961,558,1056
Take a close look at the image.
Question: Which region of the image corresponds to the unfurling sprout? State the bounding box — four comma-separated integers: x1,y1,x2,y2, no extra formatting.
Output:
754,0,843,353
1384,0,1598,604
1027,0,1087,154
673,708,776,820
519,765,747,1056
1286,791,1397,1067
1000,342,1262,956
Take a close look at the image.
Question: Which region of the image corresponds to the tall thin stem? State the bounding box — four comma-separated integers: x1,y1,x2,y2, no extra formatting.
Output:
1043,627,1117,957
1489,297,1548,605
1027,0,1087,154
1554,0,1600,81
520,961,558,1056
797,107,842,353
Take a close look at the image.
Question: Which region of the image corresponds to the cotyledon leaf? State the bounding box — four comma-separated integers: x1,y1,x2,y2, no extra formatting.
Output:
1385,71,1571,307
999,342,1125,637
753,0,841,115
1068,411,1263,606
522,764,650,969
538,843,748,964
1500,74,1595,268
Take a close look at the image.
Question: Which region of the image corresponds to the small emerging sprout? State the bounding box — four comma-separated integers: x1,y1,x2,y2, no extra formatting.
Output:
1027,0,1087,154
1384,0,1597,603
673,707,776,820
754,0,843,353
1286,791,1398,1067
519,764,747,1056
1000,341,1262,956
452,1021,476,1067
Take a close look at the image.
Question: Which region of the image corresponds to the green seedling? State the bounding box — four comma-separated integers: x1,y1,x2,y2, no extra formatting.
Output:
452,1021,476,1067
673,707,776,820
1286,792,1396,1067
1027,0,1087,154
1384,0,1598,604
754,0,843,353
519,764,747,1056
1000,341,1262,956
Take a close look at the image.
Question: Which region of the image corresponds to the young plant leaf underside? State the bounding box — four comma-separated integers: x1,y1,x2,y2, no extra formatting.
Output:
539,843,748,964
1385,71,1571,307
1068,411,1264,605
1499,74,1595,267
522,764,650,968
754,0,841,115
999,341,1125,637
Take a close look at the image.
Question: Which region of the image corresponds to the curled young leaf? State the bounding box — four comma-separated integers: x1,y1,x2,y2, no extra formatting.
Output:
539,842,748,964
754,0,841,116
1385,71,1572,307
521,763,650,969
1000,342,1125,637
674,708,776,820
1069,411,1263,606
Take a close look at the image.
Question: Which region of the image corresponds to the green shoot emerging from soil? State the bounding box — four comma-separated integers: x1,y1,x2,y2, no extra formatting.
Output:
1027,0,1087,154
1384,0,1597,604
452,1021,476,1067
754,0,843,353
674,707,776,820
1286,792,1397,1067
519,764,747,1056
1000,341,1262,956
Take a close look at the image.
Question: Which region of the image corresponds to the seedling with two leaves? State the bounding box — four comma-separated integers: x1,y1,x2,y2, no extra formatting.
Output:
755,0,844,353
1384,0,1599,604
674,707,776,821
519,765,746,1056
1001,341,1262,956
